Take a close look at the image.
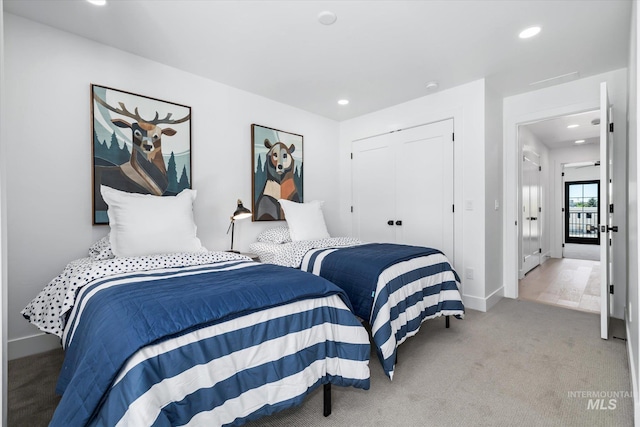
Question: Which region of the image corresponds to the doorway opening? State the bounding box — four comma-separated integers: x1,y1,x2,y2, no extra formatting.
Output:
516,109,601,315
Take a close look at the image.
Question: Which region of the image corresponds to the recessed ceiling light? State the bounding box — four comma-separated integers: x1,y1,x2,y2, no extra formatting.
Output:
318,11,337,25
338,99,349,105
426,81,439,90
567,124,579,129
575,140,585,144
519,26,541,39
87,0,107,5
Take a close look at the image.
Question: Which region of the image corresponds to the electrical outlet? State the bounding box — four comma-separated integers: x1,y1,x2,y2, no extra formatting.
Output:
465,268,474,280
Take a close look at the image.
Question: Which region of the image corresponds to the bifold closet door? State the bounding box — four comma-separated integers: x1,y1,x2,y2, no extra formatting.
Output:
352,119,454,259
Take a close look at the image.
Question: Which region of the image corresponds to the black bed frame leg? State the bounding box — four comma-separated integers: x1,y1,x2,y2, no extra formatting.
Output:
323,383,332,417
446,315,450,328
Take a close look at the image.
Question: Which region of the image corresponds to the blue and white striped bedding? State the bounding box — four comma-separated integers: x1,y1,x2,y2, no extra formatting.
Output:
300,243,464,380
38,256,370,426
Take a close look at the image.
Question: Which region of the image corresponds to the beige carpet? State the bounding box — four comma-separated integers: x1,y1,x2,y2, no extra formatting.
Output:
8,298,633,427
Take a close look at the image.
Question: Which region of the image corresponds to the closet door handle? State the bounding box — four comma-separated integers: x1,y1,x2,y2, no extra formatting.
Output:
395,220,403,226
387,220,394,226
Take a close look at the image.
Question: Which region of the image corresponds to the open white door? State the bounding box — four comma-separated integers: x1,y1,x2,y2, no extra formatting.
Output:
599,82,611,340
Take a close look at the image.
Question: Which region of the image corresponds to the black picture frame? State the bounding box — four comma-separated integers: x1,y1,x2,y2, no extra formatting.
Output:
91,84,192,224
251,124,303,221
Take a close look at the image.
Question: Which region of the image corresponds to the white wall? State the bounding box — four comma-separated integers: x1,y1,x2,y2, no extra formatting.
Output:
484,85,503,298
626,0,639,422
503,68,628,322
3,14,342,358
339,79,499,311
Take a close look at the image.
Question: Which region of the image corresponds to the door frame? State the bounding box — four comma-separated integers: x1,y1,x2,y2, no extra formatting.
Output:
564,179,601,246
504,102,600,299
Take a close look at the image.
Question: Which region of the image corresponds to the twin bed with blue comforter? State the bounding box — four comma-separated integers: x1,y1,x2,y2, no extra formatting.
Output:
23,251,371,426
250,236,465,380
300,243,464,379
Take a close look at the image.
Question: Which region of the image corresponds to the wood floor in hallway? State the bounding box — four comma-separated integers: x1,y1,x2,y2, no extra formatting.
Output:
518,257,600,314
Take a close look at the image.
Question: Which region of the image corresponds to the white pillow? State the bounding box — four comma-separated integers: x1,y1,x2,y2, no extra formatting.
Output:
101,185,205,257
257,227,292,244
278,200,330,241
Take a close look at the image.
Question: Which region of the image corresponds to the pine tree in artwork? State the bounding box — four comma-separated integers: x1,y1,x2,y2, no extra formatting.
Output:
166,152,179,194
178,165,190,192
108,132,121,164
120,142,131,165
93,130,107,161
254,154,266,202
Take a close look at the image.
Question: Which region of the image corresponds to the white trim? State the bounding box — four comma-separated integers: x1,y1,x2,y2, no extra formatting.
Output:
462,286,503,312
626,318,639,427
8,333,61,360
0,2,7,424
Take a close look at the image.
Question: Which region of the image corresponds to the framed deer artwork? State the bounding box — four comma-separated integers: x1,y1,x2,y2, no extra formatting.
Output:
251,124,304,221
91,84,192,224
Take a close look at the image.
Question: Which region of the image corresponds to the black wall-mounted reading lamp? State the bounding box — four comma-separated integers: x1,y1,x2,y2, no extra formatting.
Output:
227,199,251,253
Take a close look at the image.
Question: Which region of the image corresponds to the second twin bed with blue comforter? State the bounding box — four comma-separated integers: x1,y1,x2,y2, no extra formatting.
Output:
23,251,371,426
300,243,464,379
250,233,465,380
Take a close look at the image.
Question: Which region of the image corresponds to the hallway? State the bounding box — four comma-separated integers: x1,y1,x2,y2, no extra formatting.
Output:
518,256,600,314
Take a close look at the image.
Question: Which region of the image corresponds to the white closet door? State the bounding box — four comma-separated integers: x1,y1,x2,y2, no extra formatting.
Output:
352,119,454,258
393,120,454,257
352,134,396,243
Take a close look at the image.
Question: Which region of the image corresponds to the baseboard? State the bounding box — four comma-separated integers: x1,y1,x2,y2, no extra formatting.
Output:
8,333,61,360
463,287,504,312
626,319,640,427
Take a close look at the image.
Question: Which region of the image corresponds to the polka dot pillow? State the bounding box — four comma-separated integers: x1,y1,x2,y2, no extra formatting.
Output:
257,227,292,244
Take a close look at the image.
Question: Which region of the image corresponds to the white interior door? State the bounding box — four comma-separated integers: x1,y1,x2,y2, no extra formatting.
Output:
599,82,611,340
394,121,454,258
352,135,396,243
352,119,454,258
522,151,541,275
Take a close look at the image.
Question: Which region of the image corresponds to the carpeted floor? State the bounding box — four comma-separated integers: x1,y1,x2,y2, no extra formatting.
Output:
8,298,633,426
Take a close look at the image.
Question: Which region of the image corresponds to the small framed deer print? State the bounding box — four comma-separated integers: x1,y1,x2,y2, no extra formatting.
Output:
251,124,304,221
91,84,192,224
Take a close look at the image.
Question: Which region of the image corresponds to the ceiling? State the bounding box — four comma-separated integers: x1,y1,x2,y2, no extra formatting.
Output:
3,0,632,122
523,110,601,150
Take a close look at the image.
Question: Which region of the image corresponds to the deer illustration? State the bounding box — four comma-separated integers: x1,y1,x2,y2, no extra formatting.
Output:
93,93,190,211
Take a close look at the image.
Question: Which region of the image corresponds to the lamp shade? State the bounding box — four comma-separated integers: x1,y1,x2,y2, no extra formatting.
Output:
232,199,251,220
